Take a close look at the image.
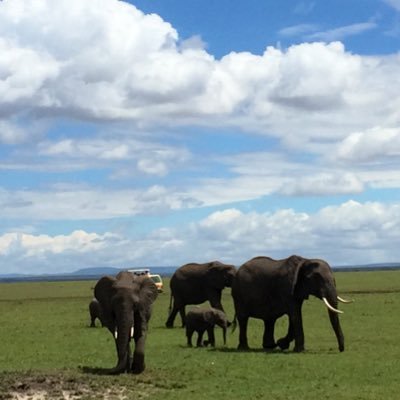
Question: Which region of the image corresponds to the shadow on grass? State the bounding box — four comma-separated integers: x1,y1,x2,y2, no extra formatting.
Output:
208,347,342,355
79,366,115,375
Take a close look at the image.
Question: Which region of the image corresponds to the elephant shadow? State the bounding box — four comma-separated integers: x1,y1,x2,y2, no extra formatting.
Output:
79,366,116,375
215,347,341,355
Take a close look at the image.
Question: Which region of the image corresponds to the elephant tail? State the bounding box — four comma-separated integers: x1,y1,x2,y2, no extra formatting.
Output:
168,292,173,315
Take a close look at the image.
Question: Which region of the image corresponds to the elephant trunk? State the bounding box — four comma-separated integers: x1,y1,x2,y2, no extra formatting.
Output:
110,312,134,374
324,285,344,352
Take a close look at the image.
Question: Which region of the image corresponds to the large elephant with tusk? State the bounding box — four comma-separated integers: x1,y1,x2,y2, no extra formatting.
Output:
94,271,158,374
231,255,352,352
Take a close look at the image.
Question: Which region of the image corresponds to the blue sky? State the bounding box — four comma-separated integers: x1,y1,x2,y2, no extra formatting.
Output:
1,0,400,274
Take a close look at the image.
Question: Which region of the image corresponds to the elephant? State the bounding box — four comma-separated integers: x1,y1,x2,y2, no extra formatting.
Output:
89,298,104,327
231,255,352,352
185,307,230,347
165,261,236,328
94,271,158,374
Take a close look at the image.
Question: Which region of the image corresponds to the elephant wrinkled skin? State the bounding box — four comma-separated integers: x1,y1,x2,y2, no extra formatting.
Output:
166,261,236,328
232,255,349,352
94,271,158,374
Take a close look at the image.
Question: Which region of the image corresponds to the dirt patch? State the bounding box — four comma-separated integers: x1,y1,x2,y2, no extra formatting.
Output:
0,371,161,400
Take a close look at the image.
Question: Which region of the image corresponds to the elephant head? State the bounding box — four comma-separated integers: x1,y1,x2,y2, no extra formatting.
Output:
204,308,230,345
288,255,351,351
94,271,158,374
207,261,236,290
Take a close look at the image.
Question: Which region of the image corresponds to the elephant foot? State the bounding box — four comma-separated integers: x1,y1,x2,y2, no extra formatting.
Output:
277,338,290,350
237,343,250,351
293,345,305,353
131,363,145,374
108,366,126,375
263,341,277,350
165,322,174,328
338,344,344,352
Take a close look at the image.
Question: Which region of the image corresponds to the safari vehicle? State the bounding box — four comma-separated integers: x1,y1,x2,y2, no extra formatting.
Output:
150,274,163,292
128,268,150,276
127,269,163,292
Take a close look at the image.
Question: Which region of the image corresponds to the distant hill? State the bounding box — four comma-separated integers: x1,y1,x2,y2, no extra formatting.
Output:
71,267,122,276
1,263,400,283
0,266,178,283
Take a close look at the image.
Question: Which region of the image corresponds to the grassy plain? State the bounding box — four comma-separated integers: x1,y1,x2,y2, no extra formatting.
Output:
0,270,399,399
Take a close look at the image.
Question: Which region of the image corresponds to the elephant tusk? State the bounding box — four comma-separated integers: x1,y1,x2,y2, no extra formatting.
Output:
337,296,354,304
114,328,118,339
323,297,343,314
130,326,134,338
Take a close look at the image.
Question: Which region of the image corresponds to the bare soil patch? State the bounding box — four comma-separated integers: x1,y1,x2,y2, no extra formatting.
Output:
0,371,160,400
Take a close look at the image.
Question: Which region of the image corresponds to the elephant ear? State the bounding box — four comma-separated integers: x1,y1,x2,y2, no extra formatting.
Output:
290,257,320,297
287,255,307,295
94,276,116,329
207,261,226,289
137,276,158,307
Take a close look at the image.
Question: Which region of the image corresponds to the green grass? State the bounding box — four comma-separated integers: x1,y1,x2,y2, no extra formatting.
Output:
0,271,399,399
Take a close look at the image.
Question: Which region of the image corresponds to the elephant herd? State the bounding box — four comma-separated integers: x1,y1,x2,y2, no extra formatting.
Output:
90,255,352,374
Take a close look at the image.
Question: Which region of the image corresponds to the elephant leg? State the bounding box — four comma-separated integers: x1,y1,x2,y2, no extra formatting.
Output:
262,319,277,349
237,315,250,350
179,306,186,328
196,330,205,347
131,335,146,374
166,301,181,328
186,327,194,347
291,303,305,352
277,316,294,350
206,327,215,347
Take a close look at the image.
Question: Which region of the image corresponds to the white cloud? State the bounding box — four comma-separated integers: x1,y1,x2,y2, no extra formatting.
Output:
0,0,399,149
0,185,198,220
278,24,318,37
279,173,364,196
0,120,27,144
384,0,400,11
335,127,400,163
2,200,400,274
37,137,191,176
306,22,377,41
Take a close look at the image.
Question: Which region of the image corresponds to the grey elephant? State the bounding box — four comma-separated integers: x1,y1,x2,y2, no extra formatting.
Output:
232,255,352,352
185,307,230,347
165,261,236,328
94,271,158,374
89,298,104,327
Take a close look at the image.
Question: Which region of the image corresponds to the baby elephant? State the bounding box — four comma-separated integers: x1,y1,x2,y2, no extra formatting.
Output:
186,307,230,347
89,298,104,327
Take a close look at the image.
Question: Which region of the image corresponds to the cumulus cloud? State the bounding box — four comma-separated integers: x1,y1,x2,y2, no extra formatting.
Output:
335,127,400,163
0,0,399,147
2,200,400,274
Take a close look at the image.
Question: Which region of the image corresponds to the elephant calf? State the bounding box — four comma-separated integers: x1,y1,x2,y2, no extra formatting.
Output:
185,307,229,347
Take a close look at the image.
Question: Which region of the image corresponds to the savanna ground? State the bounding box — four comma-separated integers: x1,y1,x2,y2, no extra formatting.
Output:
0,270,399,399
